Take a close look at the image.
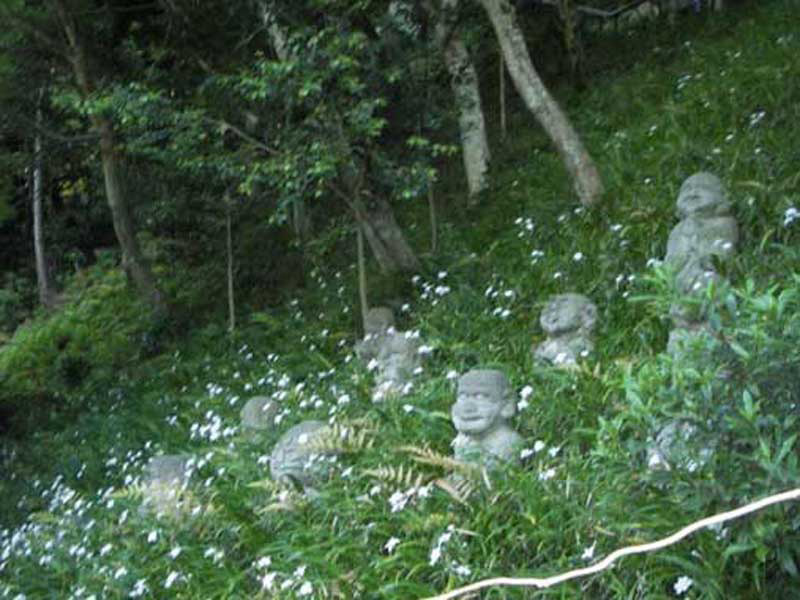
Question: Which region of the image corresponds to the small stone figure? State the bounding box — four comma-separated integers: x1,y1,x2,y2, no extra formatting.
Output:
647,421,714,473
240,396,278,434
451,369,522,468
372,333,421,402
664,172,738,354
533,293,598,368
355,307,396,363
269,420,333,493
140,454,193,517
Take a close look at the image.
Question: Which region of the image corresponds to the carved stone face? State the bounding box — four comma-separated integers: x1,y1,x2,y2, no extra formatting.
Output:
451,370,514,436
270,420,330,488
676,172,730,219
364,307,395,335
540,294,597,336
376,334,419,385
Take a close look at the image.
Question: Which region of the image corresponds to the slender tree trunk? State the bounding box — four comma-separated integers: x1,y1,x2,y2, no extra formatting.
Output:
32,102,53,309
53,0,165,313
499,50,507,141
477,0,604,207
357,225,368,331
432,0,490,200
226,197,235,332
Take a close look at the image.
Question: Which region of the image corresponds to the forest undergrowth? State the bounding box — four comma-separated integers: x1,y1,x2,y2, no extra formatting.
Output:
2,1,800,598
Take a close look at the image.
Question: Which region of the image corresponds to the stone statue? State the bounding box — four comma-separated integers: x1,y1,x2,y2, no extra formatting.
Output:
240,396,278,434
647,420,714,473
355,307,396,362
533,293,598,368
269,420,333,493
664,172,737,354
451,369,522,468
140,454,193,517
372,333,421,402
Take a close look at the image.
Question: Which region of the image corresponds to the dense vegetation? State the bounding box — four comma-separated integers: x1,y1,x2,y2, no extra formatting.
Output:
2,1,800,598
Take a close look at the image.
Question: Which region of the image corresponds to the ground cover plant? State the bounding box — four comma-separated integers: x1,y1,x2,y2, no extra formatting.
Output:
1,1,800,598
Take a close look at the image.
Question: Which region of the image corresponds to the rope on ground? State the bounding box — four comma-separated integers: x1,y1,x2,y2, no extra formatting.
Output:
424,487,800,600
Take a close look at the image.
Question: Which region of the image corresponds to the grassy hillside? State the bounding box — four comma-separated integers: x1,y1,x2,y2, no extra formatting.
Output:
2,1,800,597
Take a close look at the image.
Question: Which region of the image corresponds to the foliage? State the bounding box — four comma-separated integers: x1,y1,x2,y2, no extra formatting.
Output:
2,1,800,599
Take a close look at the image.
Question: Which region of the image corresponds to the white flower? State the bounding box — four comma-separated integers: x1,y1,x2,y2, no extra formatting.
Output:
384,537,401,554
99,543,112,557
573,252,584,262
533,440,546,453
164,571,181,589
520,448,534,460
538,468,556,481
517,399,529,411
429,546,442,566
418,345,433,355
260,572,277,590
674,575,693,595
581,542,596,561
169,546,182,559
446,370,459,380
453,564,472,577
298,581,313,596
114,566,128,580
548,446,560,458
255,556,272,570
784,207,799,227
520,385,533,400
437,271,448,279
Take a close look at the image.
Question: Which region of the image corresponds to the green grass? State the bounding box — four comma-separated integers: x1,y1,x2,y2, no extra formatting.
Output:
2,1,800,598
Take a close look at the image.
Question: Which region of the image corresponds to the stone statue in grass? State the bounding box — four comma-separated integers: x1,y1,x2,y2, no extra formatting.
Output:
372,332,421,402
240,396,278,435
355,307,396,363
533,293,598,368
269,420,334,494
665,172,738,354
140,454,194,517
451,369,522,468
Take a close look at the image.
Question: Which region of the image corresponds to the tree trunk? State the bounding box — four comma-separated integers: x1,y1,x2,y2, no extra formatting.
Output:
477,0,604,207
226,197,235,332
53,0,166,314
352,195,420,274
357,224,369,331
32,103,54,309
433,0,490,200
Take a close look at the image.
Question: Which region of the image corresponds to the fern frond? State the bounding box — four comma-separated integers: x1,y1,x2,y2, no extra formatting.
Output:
400,444,479,476
434,476,475,504
364,464,429,488
307,422,376,454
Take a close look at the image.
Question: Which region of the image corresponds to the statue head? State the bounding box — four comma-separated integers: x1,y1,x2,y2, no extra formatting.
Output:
676,172,730,219
540,293,597,337
376,333,419,385
364,307,395,336
452,369,515,437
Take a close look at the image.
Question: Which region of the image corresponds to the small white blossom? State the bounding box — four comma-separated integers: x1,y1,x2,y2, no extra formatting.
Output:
384,537,401,554
168,546,182,559
298,581,313,596
573,252,584,262
581,542,596,561
533,440,546,453
674,575,693,595
164,571,181,589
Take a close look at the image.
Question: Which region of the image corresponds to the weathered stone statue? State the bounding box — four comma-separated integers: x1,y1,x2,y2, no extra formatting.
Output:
533,293,598,368
451,369,522,468
664,172,737,354
355,307,396,363
647,420,715,473
140,454,193,517
372,333,421,402
269,420,333,493
240,396,278,434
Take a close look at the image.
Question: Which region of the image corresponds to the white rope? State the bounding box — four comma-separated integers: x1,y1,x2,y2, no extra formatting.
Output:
424,487,800,600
